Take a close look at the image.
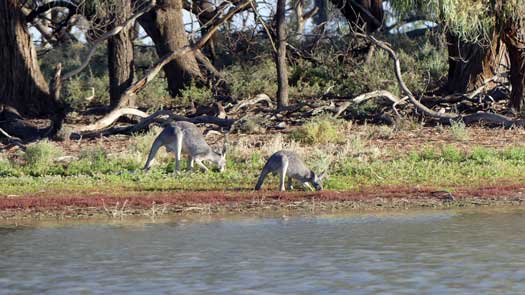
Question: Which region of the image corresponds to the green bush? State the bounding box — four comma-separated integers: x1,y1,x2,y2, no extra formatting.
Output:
450,120,469,141
290,115,343,145
441,145,464,163
23,141,64,176
469,147,494,164
176,81,213,107
226,59,277,100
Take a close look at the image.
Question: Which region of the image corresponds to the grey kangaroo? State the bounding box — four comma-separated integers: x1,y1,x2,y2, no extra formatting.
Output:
143,121,227,173
255,150,325,191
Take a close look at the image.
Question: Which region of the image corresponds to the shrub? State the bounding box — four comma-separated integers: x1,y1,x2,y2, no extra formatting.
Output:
290,115,343,145
469,147,494,164
176,81,213,107
450,120,469,141
366,125,395,140
441,145,464,162
23,141,63,176
226,59,277,100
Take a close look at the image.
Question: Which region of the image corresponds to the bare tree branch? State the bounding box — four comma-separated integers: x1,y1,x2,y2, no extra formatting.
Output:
60,1,156,81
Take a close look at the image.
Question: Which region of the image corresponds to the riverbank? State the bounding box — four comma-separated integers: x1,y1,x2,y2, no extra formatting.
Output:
2,183,525,220
2,123,525,220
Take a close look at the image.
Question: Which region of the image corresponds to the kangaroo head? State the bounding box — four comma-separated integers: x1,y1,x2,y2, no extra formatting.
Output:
212,135,228,173
311,170,326,191
217,134,228,172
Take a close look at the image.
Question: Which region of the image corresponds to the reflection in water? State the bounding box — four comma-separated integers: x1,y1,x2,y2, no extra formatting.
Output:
1,209,525,294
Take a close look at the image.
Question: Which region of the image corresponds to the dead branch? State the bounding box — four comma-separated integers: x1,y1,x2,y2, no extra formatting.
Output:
76,108,149,132
461,113,525,127
355,33,456,120
60,1,156,81
352,90,404,104
0,128,26,151
231,94,273,112
70,110,235,140
332,90,406,118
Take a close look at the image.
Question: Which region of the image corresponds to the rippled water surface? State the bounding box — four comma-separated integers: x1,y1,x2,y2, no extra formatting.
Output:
2,208,525,294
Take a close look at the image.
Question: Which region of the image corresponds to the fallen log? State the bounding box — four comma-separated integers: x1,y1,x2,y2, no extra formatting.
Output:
70,110,235,139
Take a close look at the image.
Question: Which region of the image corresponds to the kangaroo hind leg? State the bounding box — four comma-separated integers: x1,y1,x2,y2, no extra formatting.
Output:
174,127,184,172
279,156,289,192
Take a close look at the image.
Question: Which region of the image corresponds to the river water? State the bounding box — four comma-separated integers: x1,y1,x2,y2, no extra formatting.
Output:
1,208,525,294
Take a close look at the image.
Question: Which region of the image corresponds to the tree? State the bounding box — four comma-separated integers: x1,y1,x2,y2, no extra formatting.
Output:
138,0,202,97
313,0,328,32
329,0,383,32
293,0,319,38
499,3,525,111
389,0,525,110
445,32,507,94
0,0,59,116
108,0,135,108
276,0,289,108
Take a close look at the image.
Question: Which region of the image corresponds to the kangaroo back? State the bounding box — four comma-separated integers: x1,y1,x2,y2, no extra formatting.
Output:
175,121,211,156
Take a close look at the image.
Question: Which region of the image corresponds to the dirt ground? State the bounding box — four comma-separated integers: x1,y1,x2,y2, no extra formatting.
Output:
48,125,525,157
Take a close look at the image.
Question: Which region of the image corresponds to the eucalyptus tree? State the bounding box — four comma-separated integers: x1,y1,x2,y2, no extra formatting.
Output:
0,0,62,116
390,0,525,110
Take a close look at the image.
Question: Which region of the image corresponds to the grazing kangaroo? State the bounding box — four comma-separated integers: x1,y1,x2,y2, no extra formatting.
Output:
143,121,227,173
255,150,326,191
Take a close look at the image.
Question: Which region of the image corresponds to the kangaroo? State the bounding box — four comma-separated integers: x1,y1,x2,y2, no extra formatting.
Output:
143,121,227,173
255,150,326,191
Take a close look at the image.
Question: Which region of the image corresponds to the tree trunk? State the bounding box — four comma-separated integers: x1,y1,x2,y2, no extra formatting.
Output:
329,0,383,33
194,0,218,61
490,0,525,111
138,0,202,97
502,25,525,111
446,32,507,93
313,0,328,32
0,0,58,116
294,0,305,37
108,0,135,108
507,45,525,111
276,0,289,108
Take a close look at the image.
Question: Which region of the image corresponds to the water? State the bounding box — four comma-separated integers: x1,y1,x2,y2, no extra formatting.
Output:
1,208,525,294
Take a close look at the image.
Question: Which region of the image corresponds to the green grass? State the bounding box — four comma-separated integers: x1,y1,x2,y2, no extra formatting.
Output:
1,143,525,196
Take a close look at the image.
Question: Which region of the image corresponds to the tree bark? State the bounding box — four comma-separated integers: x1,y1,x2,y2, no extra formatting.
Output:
108,0,135,108
446,32,507,94
138,0,202,97
502,20,525,112
506,43,525,111
276,0,289,108
193,0,218,60
0,0,58,116
313,0,328,32
329,0,383,33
